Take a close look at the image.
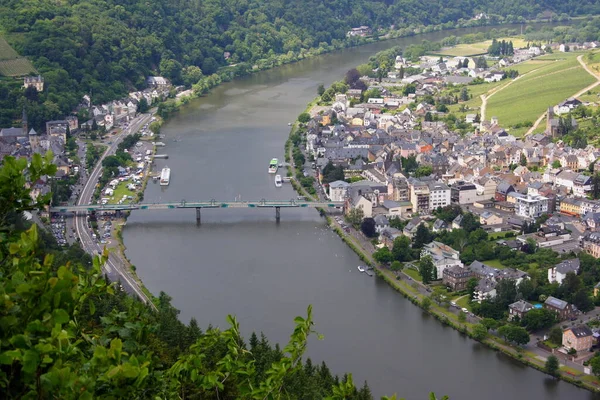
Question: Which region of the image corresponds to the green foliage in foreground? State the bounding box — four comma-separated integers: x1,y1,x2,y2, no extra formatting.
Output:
0,155,451,398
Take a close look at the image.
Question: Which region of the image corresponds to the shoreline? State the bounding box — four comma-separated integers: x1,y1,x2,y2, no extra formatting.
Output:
159,18,565,119
284,87,600,393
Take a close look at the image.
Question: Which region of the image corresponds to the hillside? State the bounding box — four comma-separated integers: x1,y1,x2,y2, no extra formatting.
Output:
0,0,599,129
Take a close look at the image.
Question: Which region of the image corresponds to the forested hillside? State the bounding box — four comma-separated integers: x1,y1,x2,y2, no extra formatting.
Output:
0,0,599,129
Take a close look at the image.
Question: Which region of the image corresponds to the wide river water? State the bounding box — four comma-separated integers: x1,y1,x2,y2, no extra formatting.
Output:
124,24,600,399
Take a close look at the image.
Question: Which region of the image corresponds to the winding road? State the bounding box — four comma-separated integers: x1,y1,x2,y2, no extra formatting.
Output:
74,113,155,308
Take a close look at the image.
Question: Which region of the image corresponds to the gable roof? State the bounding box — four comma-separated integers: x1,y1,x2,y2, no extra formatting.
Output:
567,325,592,338
509,300,534,313
545,296,568,310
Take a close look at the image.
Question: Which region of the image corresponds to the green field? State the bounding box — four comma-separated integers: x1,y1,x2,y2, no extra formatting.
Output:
502,60,554,75
0,36,37,76
486,52,595,129
482,259,507,269
437,37,528,57
404,268,422,282
0,58,37,76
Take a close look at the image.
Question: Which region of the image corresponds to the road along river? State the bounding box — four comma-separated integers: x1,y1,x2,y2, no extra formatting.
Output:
124,23,599,399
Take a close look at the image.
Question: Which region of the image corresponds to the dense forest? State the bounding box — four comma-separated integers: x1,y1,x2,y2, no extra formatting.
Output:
1,0,600,129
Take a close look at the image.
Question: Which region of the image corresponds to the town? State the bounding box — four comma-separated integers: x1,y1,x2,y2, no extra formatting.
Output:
290,38,600,380
4,27,600,390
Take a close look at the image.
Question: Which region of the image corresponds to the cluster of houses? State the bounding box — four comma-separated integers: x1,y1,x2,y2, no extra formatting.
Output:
0,75,173,202
304,54,600,256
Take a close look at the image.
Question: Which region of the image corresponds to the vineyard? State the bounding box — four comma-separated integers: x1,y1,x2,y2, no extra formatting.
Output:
0,36,37,76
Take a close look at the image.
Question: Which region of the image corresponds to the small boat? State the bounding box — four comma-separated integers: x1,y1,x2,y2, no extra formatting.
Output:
357,266,365,273
268,158,278,174
287,122,292,126
274,174,282,188
365,270,373,277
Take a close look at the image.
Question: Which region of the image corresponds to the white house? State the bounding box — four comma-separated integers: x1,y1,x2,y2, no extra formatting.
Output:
420,241,463,279
548,259,580,284
328,180,349,202
555,98,582,115
427,181,451,211
515,193,549,219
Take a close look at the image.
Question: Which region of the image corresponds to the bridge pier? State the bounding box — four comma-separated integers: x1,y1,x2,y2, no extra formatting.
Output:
275,206,280,223
196,208,201,225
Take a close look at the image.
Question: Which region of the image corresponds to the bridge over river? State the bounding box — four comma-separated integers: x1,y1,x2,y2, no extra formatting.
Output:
50,199,344,223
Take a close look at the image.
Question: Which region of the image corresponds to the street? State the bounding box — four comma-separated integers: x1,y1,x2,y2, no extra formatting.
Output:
72,113,155,307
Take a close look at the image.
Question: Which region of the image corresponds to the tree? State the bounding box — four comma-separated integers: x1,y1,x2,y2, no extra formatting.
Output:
481,318,499,331
390,260,403,272
591,356,600,377
520,153,527,166
521,308,556,331
475,57,488,69
392,235,413,262
413,223,433,249
549,326,563,345
517,278,535,301
138,97,149,113
458,310,467,323
345,68,361,86
495,279,517,308
298,112,311,123
374,246,393,264
459,87,469,102
422,297,432,311
551,160,561,168
498,325,530,345
545,355,560,377
415,165,433,177
472,324,488,341
317,84,325,96
346,207,364,227
361,217,377,238
460,213,480,233
418,256,436,284
573,289,594,312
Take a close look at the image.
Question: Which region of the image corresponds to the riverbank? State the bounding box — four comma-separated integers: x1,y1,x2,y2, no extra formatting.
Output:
284,100,600,394
157,19,562,120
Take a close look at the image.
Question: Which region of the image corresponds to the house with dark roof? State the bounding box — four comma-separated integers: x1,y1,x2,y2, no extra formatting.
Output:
544,296,575,321
495,181,515,202
563,325,593,352
442,265,473,291
548,259,580,284
508,300,534,321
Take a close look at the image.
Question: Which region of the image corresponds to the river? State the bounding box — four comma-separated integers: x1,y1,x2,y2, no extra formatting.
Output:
123,23,600,399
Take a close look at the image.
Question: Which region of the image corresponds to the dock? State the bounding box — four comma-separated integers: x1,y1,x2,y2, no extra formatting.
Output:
154,154,169,159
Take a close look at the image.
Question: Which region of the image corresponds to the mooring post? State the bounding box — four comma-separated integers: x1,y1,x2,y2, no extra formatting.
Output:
196,207,201,225
275,206,281,222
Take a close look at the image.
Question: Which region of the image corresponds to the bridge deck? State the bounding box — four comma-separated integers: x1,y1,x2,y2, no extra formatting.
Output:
51,200,344,213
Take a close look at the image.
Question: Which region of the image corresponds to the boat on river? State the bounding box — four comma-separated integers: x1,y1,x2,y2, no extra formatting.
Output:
274,174,282,187
365,270,373,277
357,266,365,273
160,166,171,186
268,158,278,174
